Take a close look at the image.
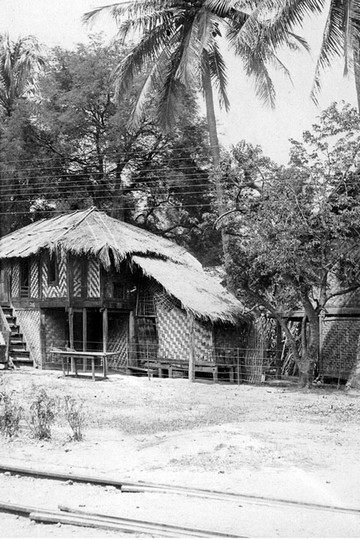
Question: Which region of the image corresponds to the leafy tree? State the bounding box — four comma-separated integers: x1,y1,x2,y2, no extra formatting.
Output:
221,103,360,385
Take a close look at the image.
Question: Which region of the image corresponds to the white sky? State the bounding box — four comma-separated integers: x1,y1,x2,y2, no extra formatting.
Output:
0,0,357,164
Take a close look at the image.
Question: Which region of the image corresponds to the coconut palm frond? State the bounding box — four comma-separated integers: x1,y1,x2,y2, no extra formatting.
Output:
268,0,325,30
244,48,276,108
156,73,184,131
82,2,132,25
287,32,310,52
127,48,171,130
207,40,230,110
113,22,171,94
115,7,179,43
310,1,344,104
154,41,188,130
175,19,201,87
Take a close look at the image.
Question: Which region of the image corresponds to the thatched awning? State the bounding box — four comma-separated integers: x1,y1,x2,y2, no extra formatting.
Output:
132,256,246,323
0,207,246,323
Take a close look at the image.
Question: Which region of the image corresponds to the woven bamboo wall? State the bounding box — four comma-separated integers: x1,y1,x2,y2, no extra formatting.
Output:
30,258,39,298
321,318,360,379
108,314,129,368
41,250,67,298
87,257,100,298
14,308,41,366
43,308,67,356
154,291,213,360
73,258,82,297
11,261,19,297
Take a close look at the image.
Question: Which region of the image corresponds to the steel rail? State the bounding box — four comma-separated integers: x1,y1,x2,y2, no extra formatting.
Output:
0,461,359,516
0,500,237,537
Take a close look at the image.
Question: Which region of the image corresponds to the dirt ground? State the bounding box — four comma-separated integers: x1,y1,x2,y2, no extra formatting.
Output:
0,367,360,538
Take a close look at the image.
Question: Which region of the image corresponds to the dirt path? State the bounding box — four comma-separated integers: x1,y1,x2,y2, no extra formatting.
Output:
0,368,359,537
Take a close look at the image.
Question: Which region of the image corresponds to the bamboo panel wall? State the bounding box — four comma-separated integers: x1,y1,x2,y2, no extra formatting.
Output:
42,250,67,298
108,314,129,368
30,259,39,298
155,292,213,360
321,318,360,378
73,258,82,297
14,308,41,366
11,262,19,297
43,309,68,366
87,258,100,297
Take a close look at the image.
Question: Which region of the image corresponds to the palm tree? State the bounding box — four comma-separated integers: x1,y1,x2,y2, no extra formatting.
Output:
83,1,307,217
0,34,45,117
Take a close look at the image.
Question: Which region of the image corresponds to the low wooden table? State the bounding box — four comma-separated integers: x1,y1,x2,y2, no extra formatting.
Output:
50,348,119,381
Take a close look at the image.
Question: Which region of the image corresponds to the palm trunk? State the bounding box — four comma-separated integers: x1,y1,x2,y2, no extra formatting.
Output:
353,38,360,113
202,51,231,274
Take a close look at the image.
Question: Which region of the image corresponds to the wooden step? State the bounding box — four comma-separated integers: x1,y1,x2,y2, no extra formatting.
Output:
10,342,27,351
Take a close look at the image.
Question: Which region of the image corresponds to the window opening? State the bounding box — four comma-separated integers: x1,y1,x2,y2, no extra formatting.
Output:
48,254,58,285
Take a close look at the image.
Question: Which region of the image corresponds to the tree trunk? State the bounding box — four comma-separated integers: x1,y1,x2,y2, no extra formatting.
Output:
353,37,360,113
202,51,232,276
298,318,319,387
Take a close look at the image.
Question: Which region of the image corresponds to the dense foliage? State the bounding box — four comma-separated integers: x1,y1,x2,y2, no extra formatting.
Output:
220,103,360,384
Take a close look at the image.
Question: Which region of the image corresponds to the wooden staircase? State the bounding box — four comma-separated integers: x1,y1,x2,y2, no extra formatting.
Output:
0,304,31,366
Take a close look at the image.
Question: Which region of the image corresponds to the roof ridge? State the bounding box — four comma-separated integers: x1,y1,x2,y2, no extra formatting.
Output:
48,207,97,247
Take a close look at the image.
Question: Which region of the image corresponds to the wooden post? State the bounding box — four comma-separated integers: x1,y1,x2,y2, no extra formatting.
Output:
102,308,108,353
276,321,282,379
40,311,46,368
82,308,87,371
188,313,195,382
102,308,108,377
128,311,136,368
69,307,74,372
319,310,325,377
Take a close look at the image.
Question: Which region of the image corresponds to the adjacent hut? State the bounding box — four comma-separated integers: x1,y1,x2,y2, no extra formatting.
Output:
0,207,248,378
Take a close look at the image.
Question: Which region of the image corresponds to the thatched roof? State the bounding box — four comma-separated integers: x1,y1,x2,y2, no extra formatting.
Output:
133,256,244,323
0,207,246,323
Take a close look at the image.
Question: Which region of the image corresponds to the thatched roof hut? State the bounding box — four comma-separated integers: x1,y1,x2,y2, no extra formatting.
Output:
0,207,245,323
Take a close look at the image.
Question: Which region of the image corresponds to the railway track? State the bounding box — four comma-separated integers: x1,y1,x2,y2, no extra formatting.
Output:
0,461,359,537
0,461,359,516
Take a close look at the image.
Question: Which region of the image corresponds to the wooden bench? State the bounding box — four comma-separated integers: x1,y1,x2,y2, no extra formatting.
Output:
127,357,236,383
126,365,159,377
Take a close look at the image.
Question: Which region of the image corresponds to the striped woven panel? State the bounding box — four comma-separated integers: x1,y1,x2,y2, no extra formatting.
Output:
87,258,100,297
30,259,39,298
42,250,67,298
108,315,129,368
73,258,82,297
14,309,41,366
11,262,19,297
155,296,213,360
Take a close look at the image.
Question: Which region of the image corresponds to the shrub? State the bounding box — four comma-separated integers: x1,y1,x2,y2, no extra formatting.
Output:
0,391,23,438
29,388,56,440
63,395,85,441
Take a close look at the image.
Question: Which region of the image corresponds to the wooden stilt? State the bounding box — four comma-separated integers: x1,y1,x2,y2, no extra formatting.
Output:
102,308,108,378
82,308,87,371
188,313,195,382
